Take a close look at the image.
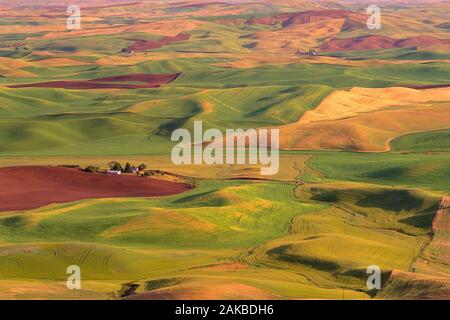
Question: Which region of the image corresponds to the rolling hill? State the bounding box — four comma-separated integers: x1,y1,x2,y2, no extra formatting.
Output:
0,0,449,300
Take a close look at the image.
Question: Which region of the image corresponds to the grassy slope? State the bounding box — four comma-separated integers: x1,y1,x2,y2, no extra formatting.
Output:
0,180,319,247
391,129,450,153
0,180,354,299
307,151,450,194
1,174,442,299
1,19,449,157
1,145,448,299
0,84,332,156
2,61,450,156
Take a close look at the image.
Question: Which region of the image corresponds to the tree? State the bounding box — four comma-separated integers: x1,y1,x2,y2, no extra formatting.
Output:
124,162,133,173
138,163,147,171
108,161,123,172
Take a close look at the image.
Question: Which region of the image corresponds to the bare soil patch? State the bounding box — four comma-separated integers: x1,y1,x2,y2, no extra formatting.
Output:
0,166,191,212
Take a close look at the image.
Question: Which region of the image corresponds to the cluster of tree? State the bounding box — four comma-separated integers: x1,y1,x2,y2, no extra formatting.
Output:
108,161,123,172
108,161,147,173
79,161,149,175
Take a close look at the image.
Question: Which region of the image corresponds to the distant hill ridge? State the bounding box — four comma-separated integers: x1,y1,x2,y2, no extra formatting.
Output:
320,35,450,51
246,9,366,31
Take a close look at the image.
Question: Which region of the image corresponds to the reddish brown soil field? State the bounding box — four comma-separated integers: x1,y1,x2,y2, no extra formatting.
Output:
8,73,181,90
0,166,191,212
320,35,450,51
126,33,190,52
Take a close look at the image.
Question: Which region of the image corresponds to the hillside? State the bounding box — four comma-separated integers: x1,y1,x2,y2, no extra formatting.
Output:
0,0,449,301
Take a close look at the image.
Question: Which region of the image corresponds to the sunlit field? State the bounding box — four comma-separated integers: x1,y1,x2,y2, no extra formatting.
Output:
0,0,449,300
